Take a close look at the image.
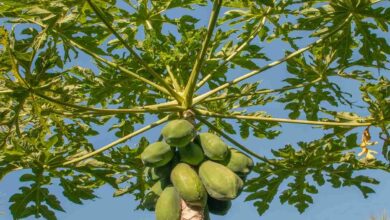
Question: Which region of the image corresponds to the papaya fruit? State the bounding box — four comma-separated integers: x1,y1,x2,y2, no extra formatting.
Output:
207,196,232,216
179,142,204,166
151,178,170,196
162,119,195,147
197,133,228,161
155,186,181,220
199,160,243,200
223,148,254,177
170,163,207,207
141,142,173,167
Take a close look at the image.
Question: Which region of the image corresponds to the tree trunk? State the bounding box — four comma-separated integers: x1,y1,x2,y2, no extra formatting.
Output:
180,200,204,220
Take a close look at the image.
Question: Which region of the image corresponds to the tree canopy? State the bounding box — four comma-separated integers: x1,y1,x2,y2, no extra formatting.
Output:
0,0,389,219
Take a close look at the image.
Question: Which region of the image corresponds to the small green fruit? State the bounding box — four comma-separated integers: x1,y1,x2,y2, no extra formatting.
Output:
155,186,181,220
162,119,195,147
179,142,205,166
223,148,253,177
198,133,228,161
170,163,207,207
199,160,243,201
207,196,232,216
141,142,173,167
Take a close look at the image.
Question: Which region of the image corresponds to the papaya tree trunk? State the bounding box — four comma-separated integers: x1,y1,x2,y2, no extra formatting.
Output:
181,200,204,220
181,110,205,220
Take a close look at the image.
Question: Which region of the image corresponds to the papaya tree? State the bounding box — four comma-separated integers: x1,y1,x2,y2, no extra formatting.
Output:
0,0,389,219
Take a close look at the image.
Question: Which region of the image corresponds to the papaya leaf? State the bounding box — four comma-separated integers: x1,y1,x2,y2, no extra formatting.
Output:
9,170,64,220
246,133,385,215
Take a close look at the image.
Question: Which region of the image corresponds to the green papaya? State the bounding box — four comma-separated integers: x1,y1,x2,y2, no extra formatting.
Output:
151,178,170,196
198,133,228,161
223,148,254,177
170,163,207,207
141,142,173,167
162,119,195,147
155,186,181,220
199,160,243,200
179,142,204,166
207,197,232,216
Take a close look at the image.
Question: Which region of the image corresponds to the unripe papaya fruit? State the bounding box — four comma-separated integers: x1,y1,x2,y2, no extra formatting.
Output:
155,186,181,220
162,119,195,147
151,178,170,196
141,142,173,167
207,196,232,216
170,163,207,207
179,142,204,166
199,160,243,200
223,148,254,177
198,133,228,161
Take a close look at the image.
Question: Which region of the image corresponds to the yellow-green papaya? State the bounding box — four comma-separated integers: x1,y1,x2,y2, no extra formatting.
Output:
170,163,207,207
199,160,243,200
162,119,195,147
155,186,181,220
151,178,170,196
141,142,173,167
223,148,254,177
198,133,228,161
207,196,232,216
179,142,204,166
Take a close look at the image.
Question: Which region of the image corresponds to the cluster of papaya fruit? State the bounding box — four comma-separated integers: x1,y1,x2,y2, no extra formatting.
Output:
140,119,253,220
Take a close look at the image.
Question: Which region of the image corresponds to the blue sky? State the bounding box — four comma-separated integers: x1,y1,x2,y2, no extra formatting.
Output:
1,1,389,219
